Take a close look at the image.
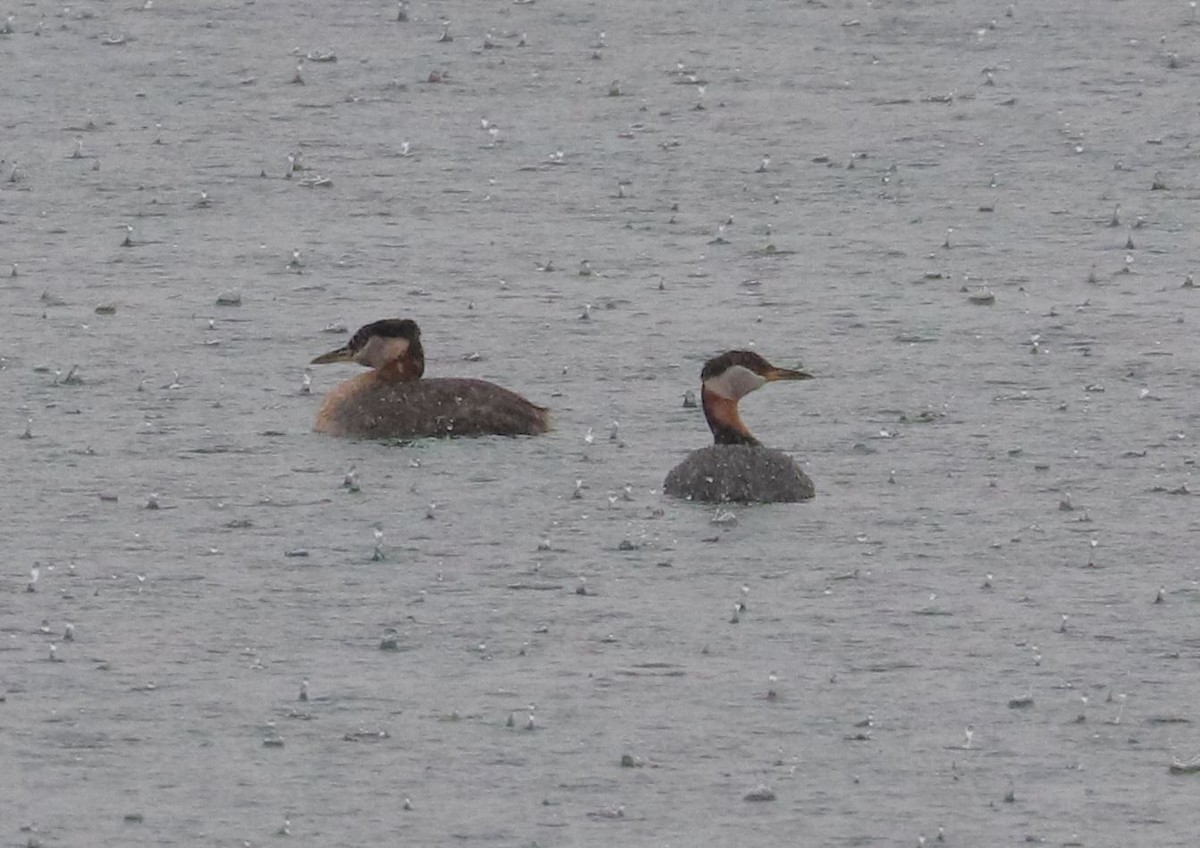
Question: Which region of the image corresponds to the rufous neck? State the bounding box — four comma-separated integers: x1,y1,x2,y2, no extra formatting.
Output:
377,341,424,382
701,386,760,446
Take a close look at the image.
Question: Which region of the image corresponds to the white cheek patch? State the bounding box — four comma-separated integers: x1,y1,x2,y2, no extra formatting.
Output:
703,365,766,400
357,336,409,368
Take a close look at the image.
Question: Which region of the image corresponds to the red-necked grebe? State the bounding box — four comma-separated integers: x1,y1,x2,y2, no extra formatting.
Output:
310,318,551,439
663,350,815,503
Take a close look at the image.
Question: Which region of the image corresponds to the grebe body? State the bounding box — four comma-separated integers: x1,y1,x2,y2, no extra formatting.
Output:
311,319,550,439
664,350,814,503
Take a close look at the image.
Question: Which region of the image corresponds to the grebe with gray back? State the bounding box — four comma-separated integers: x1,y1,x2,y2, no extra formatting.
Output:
310,318,550,439
663,350,815,503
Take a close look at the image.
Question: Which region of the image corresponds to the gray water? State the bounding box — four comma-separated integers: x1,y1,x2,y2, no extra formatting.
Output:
3,0,1200,845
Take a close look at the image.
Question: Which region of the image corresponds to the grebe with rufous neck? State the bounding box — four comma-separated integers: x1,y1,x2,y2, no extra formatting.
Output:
663,350,815,503
310,318,550,439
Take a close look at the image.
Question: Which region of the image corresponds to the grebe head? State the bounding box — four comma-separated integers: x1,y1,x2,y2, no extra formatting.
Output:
699,350,811,445
311,318,425,380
